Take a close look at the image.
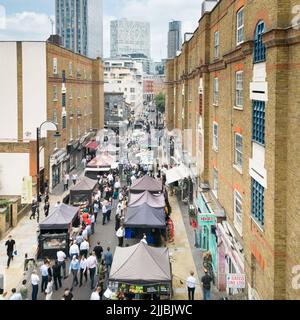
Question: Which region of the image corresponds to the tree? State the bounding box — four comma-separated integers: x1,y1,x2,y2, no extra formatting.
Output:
155,92,166,114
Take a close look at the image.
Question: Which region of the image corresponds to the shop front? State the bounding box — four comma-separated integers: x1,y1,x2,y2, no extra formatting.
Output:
216,221,245,296
194,190,225,281
49,149,68,192
67,140,80,171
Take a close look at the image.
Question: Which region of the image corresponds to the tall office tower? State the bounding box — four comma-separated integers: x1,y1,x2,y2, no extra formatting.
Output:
55,0,103,58
110,19,151,58
168,21,182,59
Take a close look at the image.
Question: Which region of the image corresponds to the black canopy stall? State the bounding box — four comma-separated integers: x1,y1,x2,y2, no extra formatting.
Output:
69,177,98,206
38,204,80,259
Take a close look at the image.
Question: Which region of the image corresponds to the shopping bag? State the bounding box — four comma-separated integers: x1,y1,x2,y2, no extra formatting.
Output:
13,250,18,256
104,288,113,299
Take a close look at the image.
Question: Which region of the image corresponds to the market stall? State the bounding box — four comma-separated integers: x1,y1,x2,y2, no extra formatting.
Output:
69,177,98,207
108,242,172,300
37,204,80,260
124,203,167,246
127,191,165,208
84,154,116,180
130,175,163,194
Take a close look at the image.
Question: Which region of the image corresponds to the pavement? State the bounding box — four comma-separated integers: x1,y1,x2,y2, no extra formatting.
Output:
167,194,202,300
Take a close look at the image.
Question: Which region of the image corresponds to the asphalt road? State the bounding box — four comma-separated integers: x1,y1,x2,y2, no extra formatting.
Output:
33,210,118,301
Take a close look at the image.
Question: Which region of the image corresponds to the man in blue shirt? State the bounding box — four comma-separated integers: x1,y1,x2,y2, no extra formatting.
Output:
40,260,49,293
104,247,113,275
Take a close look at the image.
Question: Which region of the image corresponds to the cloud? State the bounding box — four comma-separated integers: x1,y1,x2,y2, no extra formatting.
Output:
0,11,53,41
103,0,204,61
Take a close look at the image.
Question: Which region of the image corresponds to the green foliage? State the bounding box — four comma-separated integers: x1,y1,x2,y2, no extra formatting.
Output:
0,200,10,208
155,92,166,114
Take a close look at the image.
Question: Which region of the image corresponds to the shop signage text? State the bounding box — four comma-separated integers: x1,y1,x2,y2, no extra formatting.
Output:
226,274,246,289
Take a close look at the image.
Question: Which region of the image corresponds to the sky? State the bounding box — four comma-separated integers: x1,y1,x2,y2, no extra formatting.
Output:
0,0,204,61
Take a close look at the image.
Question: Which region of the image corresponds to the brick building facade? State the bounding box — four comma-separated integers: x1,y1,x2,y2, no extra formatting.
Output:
0,40,104,198
166,0,300,300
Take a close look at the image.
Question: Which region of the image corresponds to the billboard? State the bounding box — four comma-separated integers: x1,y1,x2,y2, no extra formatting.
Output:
21,176,33,204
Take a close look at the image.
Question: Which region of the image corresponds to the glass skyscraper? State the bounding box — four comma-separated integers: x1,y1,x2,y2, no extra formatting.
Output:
168,21,182,59
55,0,103,58
110,19,151,58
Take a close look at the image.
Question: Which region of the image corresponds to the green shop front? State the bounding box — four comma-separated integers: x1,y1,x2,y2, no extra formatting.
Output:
194,191,225,275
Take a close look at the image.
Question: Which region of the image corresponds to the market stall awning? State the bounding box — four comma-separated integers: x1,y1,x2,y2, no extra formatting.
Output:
165,164,191,184
130,175,162,193
39,204,79,230
109,242,171,284
125,203,166,229
85,140,99,150
70,177,98,192
87,154,116,168
128,191,165,208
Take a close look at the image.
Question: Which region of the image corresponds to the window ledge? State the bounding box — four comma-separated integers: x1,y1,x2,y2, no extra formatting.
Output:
212,190,218,199
213,103,219,107
233,164,243,175
234,221,243,238
250,216,265,233
233,106,243,111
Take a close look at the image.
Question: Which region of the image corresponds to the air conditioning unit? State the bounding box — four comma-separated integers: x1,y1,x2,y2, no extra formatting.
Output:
198,86,203,95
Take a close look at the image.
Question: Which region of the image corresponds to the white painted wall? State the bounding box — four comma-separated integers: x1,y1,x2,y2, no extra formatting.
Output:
0,153,29,196
22,42,47,140
249,142,267,188
250,62,268,102
0,42,18,140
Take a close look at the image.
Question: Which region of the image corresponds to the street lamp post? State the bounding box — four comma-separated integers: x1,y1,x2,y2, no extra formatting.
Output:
36,121,61,223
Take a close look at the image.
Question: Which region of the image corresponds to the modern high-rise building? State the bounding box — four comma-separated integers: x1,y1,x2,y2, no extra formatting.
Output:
168,21,182,59
110,19,151,58
55,0,103,59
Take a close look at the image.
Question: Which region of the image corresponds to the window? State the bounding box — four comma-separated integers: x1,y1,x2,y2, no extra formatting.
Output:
214,31,219,59
77,124,81,137
77,87,81,99
69,62,73,76
53,85,58,101
236,8,244,45
252,100,265,145
234,133,243,169
213,78,219,105
251,179,265,228
53,109,58,124
254,21,266,63
213,168,219,197
69,84,73,99
70,125,73,141
213,122,219,151
234,190,243,235
236,71,243,108
53,57,58,75
130,88,135,93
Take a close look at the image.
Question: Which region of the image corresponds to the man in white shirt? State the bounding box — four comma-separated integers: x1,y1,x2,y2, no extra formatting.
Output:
69,240,79,260
57,250,67,278
31,270,40,300
40,260,49,293
116,226,125,247
102,202,108,225
80,239,89,258
79,256,88,287
9,288,22,300
86,252,98,290
90,287,101,300
141,234,148,245
186,271,197,300
131,175,137,184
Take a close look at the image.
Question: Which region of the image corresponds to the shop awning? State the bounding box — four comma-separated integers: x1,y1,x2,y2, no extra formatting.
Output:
165,164,191,184
85,140,99,150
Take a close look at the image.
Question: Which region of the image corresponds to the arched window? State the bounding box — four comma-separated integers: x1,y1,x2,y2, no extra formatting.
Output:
254,21,266,63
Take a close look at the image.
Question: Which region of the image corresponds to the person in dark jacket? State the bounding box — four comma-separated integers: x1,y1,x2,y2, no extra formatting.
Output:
44,202,50,217
52,260,62,290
